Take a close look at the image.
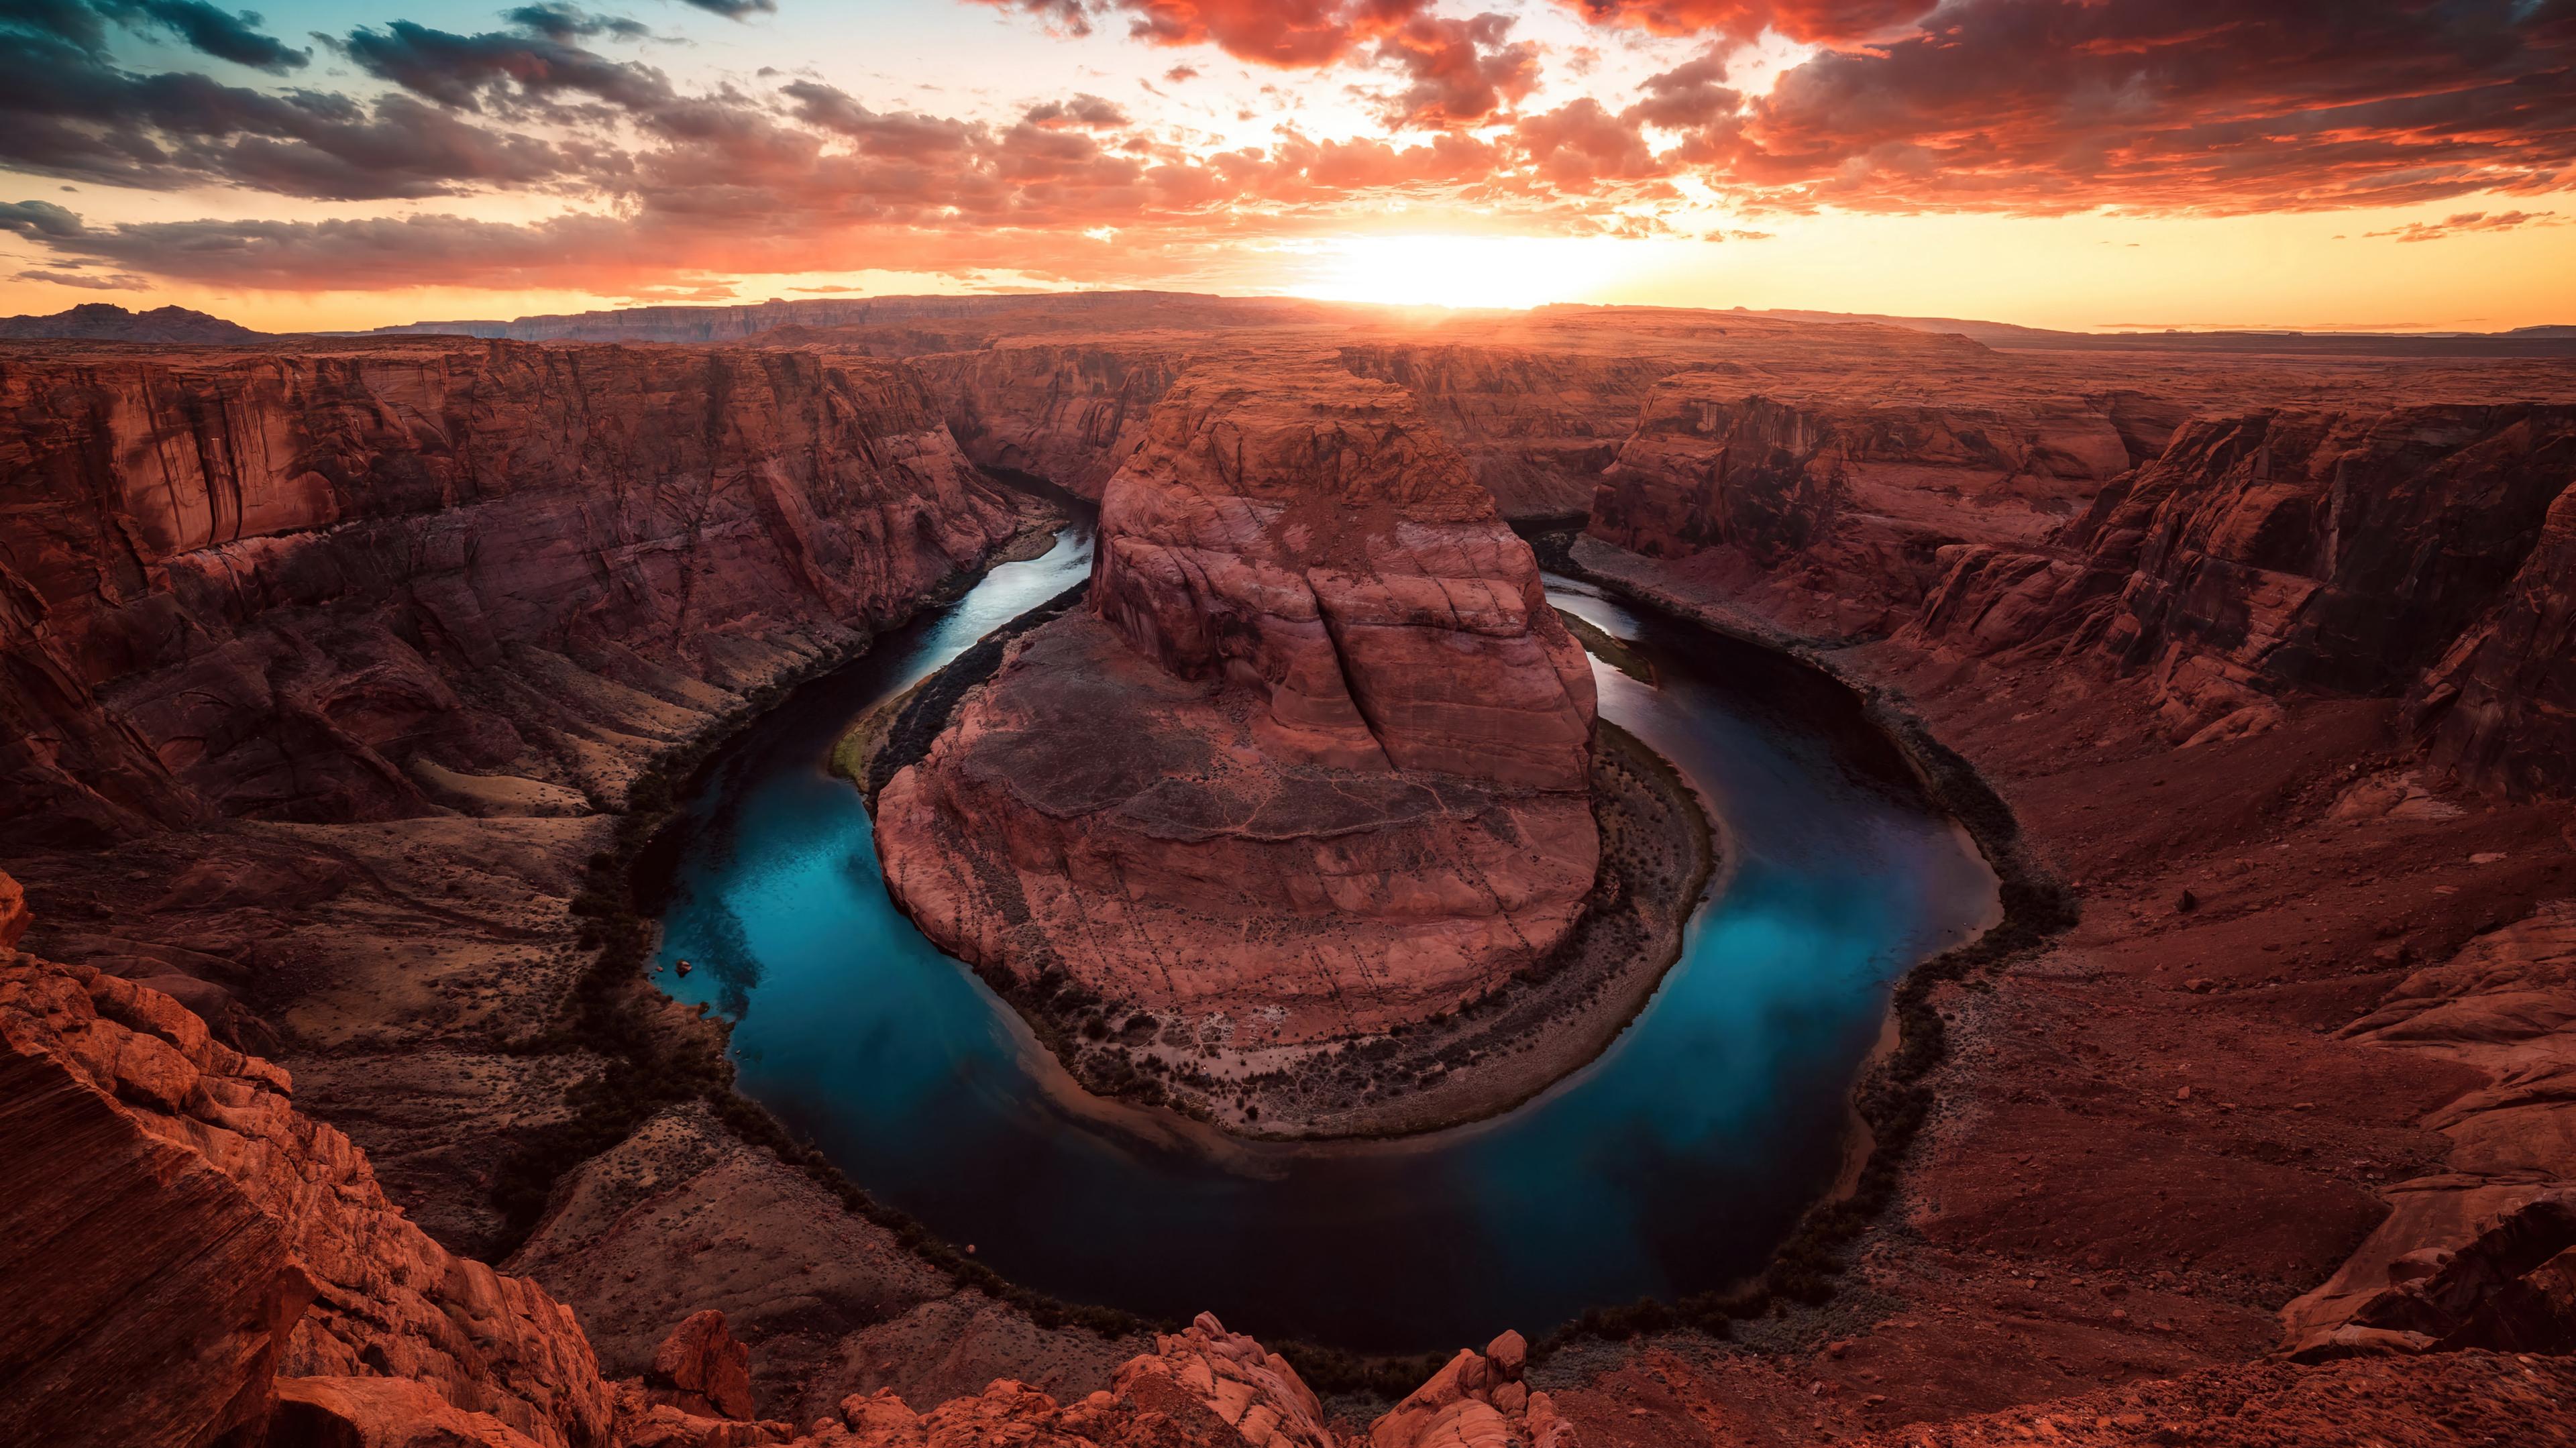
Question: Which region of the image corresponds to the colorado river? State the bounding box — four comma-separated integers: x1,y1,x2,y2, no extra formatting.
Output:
644,517,1998,1353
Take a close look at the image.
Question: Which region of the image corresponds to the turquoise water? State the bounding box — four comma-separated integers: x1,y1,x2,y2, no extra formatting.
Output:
646,522,1998,1353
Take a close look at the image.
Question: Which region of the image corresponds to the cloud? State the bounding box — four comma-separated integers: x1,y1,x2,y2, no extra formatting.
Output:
9,0,315,72
14,266,151,288
502,5,652,42
339,20,675,113
0,199,93,239
13,0,2571,304
96,0,309,71
2365,209,2565,243
675,0,775,17
969,0,1442,68
1025,94,1132,128
1370,11,1540,128
0,9,572,199
1555,0,1933,44
1688,0,2576,213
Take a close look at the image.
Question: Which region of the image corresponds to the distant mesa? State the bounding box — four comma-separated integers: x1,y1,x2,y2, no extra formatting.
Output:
0,302,266,343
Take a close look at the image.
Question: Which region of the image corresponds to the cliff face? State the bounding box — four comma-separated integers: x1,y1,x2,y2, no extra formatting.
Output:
1591,382,2576,792
1334,344,1671,520
1898,405,2576,768
2081,407,2576,730
0,946,612,1448
1587,377,2147,635
912,343,1183,499
1089,367,1597,789
877,364,1599,1051
0,341,1024,844
2418,455,2576,796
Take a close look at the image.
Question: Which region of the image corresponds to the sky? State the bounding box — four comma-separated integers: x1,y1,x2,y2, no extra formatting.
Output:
1,0,2573,333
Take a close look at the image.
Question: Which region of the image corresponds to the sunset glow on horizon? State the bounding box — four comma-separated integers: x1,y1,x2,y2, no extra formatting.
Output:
3,1,2573,333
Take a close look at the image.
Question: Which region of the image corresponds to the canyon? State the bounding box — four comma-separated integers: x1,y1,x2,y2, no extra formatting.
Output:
4,294,2576,1447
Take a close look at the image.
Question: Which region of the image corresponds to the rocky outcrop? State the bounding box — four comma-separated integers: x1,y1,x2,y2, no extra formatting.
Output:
2280,901,2576,1356
0,339,1024,845
1089,366,1596,789
1370,1331,1568,1448
1856,406,2576,775
0,894,1376,1448
914,344,1184,499
2068,406,2576,747
877,364,1598,1056
1587,377,2143,636
802,1312,1333,1448
0,944,612,1448
646,1313,757,1423
2419,466,2576,796
1335,345,1670,520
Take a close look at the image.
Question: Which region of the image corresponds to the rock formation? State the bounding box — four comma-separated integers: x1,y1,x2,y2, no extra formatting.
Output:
876,363,1598,1052
2419,458,2576,796
915,343,1183,499
1593,385,2576,792
0,339,1025,844
1892,405,2576,774
0,932,612,1448
1369,1331,1568,1448
1587,376,2152,635
1334,345,1669,521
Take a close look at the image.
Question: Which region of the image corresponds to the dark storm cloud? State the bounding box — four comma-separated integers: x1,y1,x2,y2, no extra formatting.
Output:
94,0,311,72
339,19,676,113
502,4,653,42
0,7,570,198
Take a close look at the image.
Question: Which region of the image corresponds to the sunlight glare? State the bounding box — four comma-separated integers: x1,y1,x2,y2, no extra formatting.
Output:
1284,234,1619,311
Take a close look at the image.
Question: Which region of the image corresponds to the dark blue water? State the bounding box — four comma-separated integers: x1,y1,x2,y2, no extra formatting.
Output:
647,522,1998,1353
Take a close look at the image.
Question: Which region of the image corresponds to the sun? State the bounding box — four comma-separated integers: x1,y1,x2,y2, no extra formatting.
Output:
1283,233,1622,311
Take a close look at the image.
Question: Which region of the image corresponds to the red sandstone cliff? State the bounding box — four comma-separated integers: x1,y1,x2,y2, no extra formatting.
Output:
0,340,1024,845
912,343,1185,499
876,364,1599,1053
1889,405,2576,776
1588,382,2576,794
1587,375,2153,636
0,942,614,1448
1334,344,1670,521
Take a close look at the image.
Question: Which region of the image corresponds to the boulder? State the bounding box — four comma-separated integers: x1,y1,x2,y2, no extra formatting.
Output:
647,1311,757,1421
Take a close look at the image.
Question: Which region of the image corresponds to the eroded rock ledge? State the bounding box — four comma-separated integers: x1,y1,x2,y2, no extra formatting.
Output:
875,364,1603,1116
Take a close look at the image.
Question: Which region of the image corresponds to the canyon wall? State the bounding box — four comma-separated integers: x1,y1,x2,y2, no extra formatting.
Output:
1334,344,1672,520
1589,385,2576,792
0,942,613,1448
0,340,1025,846
877,363,1599,1053
1587,375,2156,636
1891,405,2576,773
912,343,1185,499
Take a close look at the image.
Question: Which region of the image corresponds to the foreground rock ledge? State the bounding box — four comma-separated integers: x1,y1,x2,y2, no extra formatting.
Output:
876,364,1600,1073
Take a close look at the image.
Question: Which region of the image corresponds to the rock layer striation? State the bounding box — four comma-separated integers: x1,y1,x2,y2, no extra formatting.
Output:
0,339,1024,845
